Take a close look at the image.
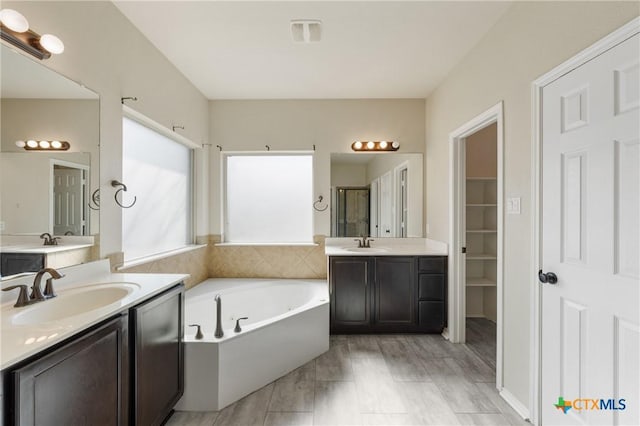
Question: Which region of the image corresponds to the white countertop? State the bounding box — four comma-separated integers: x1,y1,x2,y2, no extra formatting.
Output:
1,260,188,370
0,243,94,254
325,237,448,256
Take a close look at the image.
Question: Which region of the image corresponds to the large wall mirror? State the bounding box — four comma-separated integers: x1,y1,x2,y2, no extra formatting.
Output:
1,45,100,239
330,153,423,238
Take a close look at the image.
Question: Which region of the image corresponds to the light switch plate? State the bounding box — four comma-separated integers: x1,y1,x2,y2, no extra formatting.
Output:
507,197,521,214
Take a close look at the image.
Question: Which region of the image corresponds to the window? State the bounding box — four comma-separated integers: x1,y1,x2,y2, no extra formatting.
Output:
122,116,193,260
224,154,313,243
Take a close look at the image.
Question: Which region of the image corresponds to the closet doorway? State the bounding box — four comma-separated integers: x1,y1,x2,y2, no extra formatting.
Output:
449,102,504,389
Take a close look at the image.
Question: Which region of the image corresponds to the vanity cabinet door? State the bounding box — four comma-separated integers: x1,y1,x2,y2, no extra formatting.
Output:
374,257,416,328
130,284,184,426
330,257,372,331
11,314,129,426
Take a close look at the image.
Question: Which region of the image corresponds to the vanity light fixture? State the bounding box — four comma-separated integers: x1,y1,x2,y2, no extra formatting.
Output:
15,140,70,151
351,140,400,152
0,8,64,60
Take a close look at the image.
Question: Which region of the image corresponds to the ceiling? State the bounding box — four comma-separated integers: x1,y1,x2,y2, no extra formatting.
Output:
114,1,512,100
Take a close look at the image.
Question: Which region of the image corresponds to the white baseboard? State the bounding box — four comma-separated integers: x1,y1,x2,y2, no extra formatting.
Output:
441,327,450,340
499,388,530,420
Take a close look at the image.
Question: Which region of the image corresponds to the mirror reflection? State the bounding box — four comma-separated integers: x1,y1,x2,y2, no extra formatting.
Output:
1,45,99,238
330,153,423,238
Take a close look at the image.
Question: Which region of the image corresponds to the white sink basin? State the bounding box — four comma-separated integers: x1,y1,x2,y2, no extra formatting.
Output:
9,283,140,326
344,247,389,253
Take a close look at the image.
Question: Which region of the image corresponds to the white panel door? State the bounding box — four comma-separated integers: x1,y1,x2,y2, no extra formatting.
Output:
379,171,394,237
53,167,85,236
541,33,639,425
370,178,379,237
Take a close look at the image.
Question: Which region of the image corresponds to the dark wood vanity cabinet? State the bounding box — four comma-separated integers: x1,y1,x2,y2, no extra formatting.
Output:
330,256,446,333
2,283,184,426
10,314,129,425
130,284,184,426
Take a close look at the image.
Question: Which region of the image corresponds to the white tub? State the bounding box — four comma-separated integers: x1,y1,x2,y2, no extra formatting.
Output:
174,278,329,411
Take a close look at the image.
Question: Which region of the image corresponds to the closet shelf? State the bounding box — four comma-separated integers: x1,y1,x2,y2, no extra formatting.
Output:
466,277,497,287
466,229,497,233
466,177,497,181
466,254,497,260
466,203,497,207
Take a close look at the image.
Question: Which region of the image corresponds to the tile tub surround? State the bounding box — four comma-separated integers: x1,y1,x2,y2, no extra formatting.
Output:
209,235,327,279
167,334,528,426
325,237,448,256
120,244,208,290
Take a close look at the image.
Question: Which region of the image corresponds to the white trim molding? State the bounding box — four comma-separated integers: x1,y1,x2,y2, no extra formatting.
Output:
500,388,531,421
529,16,640,426
448,101,505,391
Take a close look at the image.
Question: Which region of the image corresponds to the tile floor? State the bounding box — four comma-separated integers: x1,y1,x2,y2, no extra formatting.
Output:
167,331,529,426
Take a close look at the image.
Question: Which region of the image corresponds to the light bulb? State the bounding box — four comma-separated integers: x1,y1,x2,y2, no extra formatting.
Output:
26,140,38,148
392,141,399,149
40,34,64,54
366,141,375,150
39,140,50,148
379,141,388,149
15,140,26,148
0,9,29,33
353,141,363,150
51,140,62,149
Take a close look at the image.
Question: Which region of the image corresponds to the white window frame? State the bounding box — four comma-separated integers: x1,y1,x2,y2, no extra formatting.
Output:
121,106,199,262
220,151,315,245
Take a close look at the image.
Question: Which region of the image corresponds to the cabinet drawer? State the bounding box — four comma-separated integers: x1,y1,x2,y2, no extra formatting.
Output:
418,274,445,301
418,301,445,332
417,257,445,273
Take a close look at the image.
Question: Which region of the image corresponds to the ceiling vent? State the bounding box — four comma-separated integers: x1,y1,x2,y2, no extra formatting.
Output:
290,20,322,43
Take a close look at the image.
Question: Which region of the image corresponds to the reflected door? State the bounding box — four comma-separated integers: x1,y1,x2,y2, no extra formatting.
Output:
541,33,639,425
379,171,394,237
336,187,370,237
53,166,86,236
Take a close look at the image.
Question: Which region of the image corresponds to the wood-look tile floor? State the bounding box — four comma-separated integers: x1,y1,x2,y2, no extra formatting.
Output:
167,333,529,426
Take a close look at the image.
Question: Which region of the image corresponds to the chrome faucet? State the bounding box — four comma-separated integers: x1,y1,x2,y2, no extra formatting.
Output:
354,235,374,248
32,267,65,300
214,294,224,338
1,267,64,307
40,232,61,246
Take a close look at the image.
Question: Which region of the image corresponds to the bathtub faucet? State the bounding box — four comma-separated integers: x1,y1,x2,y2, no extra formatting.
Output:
214,294,224,338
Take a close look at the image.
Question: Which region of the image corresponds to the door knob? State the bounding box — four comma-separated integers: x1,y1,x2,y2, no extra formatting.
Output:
538,269,558,284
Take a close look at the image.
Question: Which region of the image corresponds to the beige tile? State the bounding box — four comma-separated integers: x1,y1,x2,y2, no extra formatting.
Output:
264,412,313,426
268,366,315,413
166,411,219,426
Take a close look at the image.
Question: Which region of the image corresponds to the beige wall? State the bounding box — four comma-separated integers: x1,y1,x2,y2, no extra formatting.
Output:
209,99,425,237
3,1,210,261
331,163,367,187
1,99,100,234
424,1,639,409
465,122,497,178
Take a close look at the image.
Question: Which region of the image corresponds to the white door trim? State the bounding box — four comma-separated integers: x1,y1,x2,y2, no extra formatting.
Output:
448,101,505,390
529,16,640,426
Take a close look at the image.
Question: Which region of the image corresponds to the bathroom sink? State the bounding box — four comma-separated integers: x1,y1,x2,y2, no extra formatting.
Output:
344,247,389,253
9,282,140,326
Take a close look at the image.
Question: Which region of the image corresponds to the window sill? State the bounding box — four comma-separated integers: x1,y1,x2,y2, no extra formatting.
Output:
118,244,208,270
214,242,318,247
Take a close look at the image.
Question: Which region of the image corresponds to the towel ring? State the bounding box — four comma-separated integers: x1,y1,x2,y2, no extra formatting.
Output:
313,195,328,212
88,188,100,210
111,180,137,209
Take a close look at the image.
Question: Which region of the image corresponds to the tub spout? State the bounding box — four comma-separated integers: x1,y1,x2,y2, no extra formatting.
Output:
214,294,224,338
